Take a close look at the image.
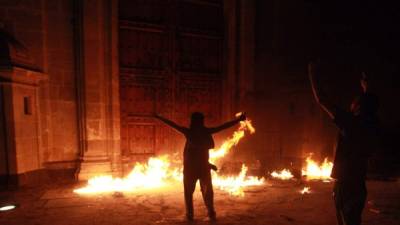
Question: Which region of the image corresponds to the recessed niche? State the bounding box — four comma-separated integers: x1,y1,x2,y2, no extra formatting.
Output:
23,96,32,115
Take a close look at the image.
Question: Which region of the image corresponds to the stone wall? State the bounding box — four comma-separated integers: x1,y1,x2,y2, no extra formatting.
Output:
253,0,336,171
0,0,79,184
40,0,78,168
0,0,44,68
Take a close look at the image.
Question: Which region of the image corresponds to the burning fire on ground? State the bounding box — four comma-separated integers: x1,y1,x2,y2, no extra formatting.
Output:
74,115,264,196
74,114,334,196
302,155,333,181
270,155,333,181
300,186,311,194
271,169,294,180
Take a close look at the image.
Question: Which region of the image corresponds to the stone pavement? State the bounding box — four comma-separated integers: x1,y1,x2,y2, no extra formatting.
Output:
0,180,399,225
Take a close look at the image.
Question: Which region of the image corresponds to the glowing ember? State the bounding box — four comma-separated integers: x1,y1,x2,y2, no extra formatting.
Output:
300,187,311,194
74,115,263,196
302,155,333,181
271,169,294,180
0,205,16,211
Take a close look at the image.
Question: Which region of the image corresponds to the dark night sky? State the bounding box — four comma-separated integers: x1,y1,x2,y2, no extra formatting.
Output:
255,0,400,161
309,0,400,157
306,0,400,74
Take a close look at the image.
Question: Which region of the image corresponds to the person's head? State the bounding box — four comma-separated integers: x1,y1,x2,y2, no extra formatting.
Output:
190,112,205,128
350,93,379,118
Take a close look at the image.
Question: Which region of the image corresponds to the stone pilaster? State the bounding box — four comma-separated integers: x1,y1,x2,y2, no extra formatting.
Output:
238,0,255,112
223,0,238,119
223,0,255,117
76,0,121,180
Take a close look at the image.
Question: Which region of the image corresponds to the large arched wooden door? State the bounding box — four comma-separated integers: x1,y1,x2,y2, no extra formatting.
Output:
119,0,224,162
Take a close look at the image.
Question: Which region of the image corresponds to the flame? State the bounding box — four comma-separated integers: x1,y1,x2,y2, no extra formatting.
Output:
74,156,181,194
209,116,255,161
212,165,264,197
271,169,294,180
300,186,311,194
302,155,333,181
74,115,263,196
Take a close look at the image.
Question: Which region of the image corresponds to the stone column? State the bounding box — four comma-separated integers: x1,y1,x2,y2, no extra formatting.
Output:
76,0,121,180
223,0,238,118
108,0,122,177
223,0,255,117
238,0,255,112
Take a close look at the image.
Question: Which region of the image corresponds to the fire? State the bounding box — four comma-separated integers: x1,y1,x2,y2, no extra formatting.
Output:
213,165,264,196
74,156,181,194
300,186,311,194
209,117,255,161
74,115,264,196
302,155,333,181
271,169,294,180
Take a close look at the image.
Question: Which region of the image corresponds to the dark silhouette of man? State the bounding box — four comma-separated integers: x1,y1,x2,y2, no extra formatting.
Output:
308,62,379,225
155,112,246,221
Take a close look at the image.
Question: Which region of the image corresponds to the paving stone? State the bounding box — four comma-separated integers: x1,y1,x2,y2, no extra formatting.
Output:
0,181,399,225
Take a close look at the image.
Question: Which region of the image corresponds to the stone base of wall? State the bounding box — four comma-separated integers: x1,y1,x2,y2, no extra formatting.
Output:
0,168,76,187
77,159,112,181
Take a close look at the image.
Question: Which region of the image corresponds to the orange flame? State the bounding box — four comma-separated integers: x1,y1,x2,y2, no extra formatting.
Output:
74,156,181,194
302,155,333,181
213,165,264,197
209,115,255,161
271,169,294,180
300,186,311,194
74,114,263,196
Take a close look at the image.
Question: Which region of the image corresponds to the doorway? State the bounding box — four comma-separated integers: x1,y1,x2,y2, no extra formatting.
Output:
119,0,224,160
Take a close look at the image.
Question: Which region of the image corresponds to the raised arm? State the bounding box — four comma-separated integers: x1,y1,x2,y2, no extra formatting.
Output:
308,62,336,119
155,115,187,134
209,113,246,134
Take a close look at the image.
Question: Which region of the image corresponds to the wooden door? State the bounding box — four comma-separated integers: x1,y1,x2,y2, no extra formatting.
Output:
119,0,223,161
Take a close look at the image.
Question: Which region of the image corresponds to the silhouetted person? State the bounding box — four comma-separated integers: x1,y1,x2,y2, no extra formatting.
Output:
155,112,246,221
308,62,379,225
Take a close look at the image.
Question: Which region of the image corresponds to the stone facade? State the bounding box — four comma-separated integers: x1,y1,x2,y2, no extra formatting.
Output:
0,0,341,185
0,0,78,185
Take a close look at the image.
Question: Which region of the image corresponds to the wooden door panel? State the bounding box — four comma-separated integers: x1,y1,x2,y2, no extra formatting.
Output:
119,0,223,159
119,0,169,24
177,78,222,126
177,34,222,74
119,28,168,70
120,73,172,115
178,0,223,33
128,123,155,154
121,85,156,115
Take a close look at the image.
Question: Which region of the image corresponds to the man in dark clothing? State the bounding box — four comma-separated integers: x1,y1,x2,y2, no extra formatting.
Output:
308,62,379,225
155,112,246,221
